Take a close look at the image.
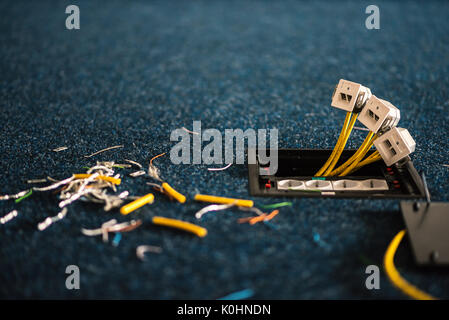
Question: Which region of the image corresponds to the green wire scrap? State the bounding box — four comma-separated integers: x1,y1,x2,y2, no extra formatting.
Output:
260,202,293,209
15,189,33,203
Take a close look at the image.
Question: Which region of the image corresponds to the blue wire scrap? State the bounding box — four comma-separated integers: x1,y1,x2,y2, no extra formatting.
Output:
218,289,254,300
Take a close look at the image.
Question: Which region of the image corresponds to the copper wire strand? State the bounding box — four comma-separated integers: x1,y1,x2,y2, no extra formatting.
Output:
181,127,199,135
84,145,124,158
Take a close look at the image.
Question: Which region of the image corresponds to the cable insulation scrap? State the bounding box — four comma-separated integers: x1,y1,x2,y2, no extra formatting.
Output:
384,230,437,300
208,163,232,171
194,194,253,208
120,193,154,215
84,145,124,158
152,216,208,237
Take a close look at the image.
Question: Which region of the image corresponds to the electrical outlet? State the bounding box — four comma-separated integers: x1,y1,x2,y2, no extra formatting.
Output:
331,79,372,112
358,95,400,133
374,127,416,166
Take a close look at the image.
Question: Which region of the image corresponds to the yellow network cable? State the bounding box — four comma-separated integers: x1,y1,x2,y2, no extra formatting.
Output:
329,131,375,176
315,112,352,176
339,135,378,177
384,230,437,300
323,113,358,176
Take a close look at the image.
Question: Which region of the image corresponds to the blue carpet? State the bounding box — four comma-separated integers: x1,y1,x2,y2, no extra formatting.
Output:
0,0,448,299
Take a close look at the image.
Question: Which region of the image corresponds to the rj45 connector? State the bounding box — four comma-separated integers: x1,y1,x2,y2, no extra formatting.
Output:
374,127,416,166
358,95,400,133
331,79,372,112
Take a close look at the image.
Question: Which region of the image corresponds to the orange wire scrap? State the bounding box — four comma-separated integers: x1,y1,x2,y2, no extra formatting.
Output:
150,152,166,166
250,209,279,224
238,214,267,224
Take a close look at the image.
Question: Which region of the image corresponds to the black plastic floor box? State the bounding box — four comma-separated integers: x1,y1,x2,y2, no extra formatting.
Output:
248,148,426,199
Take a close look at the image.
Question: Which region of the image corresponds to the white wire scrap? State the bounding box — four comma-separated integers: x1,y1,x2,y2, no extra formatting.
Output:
37,208,68,231
81,219,141,243
148,164,162,181
27,179,47,184
0,210,18,224
136,245,163,260
195,203,236,219
33,176,75,192
0,190,30,201
130,170,146,177
124,159,143,169
52,146,68,152
208,163,232,171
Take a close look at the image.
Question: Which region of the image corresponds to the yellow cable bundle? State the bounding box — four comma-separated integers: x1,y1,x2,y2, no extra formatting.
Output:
315,112,352,176
347,151,381,175
329,131,375,176
323,113,358,176
384,230,437,300
339,135,378,177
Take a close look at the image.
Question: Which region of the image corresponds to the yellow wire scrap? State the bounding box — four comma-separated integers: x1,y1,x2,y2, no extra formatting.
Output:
323,113,358,176
152,216,207,238
120,193,154,215
162,182,186,203
339,134,378,176
384,230,437,300
194,194,253,208
74,174,121,185
329,131,375,176
315,112,351,177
